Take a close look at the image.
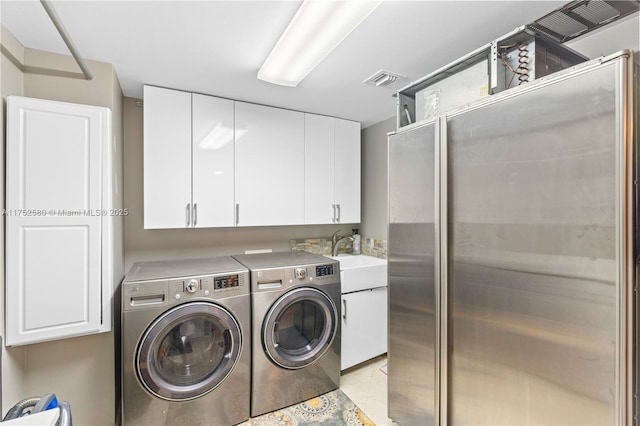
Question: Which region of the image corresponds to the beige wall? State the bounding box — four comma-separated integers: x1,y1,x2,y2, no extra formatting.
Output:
1,36,125,425
361,116,394,241
123,96,355,270
0,24,27,415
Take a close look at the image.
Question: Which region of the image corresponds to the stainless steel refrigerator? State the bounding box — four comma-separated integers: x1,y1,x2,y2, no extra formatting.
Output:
388,50,636,425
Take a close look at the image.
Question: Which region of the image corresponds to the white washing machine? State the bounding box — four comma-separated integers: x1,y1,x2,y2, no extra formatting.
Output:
121,256,250,425
233,251,341,417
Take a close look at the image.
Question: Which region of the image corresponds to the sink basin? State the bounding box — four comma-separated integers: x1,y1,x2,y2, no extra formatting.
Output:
328,254,387,293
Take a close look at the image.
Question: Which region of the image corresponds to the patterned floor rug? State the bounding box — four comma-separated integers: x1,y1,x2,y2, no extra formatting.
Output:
239,389,375,426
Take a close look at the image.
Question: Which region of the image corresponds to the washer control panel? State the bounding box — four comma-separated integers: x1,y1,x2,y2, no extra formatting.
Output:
286,263,338,284
250,261,339,292
315,264,334,277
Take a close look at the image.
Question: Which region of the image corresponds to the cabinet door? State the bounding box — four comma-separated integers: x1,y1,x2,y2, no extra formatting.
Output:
192,94,235,227
234,102,305,226
143,86,192,229
334,119,361,224
6,96,109,346
304,114,335,224
341,287,388,370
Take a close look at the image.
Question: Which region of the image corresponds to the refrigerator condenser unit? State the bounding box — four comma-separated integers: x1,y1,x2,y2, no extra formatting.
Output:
396,0,640,129
396,26,588,128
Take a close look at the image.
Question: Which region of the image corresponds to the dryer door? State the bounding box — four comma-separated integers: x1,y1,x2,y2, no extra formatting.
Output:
136,301,242,401
263,287,338,369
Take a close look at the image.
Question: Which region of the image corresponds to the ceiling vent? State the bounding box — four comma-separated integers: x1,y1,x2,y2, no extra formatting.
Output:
363,69,406,87
529,0,639,43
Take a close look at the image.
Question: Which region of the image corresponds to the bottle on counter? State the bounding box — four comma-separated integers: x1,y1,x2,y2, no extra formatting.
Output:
352,229,361,255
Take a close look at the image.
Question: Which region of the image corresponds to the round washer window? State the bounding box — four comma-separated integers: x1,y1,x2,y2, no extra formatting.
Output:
137,302,241,401
263,287,337,369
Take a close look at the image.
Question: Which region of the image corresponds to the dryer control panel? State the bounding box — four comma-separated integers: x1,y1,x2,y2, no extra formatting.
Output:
214,274,240,290
170,273,248,299
123,271,249,311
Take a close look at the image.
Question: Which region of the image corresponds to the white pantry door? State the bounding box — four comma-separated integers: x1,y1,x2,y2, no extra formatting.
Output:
5,96,108,346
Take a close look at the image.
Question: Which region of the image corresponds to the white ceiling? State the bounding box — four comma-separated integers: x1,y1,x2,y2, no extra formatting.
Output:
0,0,594,127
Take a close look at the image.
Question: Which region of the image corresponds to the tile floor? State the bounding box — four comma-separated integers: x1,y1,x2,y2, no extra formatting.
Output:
340,355,399,425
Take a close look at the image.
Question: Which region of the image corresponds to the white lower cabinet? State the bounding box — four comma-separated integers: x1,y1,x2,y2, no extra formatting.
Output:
341,286,388,370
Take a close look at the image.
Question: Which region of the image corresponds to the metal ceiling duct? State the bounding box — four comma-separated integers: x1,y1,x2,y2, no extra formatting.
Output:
529,0,640,43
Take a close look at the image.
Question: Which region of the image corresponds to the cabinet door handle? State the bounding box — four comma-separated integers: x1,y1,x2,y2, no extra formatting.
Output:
186,203,191,227
193,203,198,226
336,204,341,223
342,299,347,320
332,204,336,223
235,204,239,226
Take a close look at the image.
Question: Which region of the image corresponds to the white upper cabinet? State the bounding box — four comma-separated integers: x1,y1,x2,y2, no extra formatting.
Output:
305,114,335,224
143,86,235,228
305,115,361,224
6,96,113,346
192,94,235,227
334,119,361,224
143,86,192,229
235,102,305,226
144,86,360,228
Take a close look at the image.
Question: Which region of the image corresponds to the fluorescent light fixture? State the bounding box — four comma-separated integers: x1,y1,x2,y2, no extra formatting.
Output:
258,0,382,87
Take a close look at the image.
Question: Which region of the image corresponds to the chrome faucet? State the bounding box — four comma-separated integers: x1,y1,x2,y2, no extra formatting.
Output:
332,230,341,247
331,230,354,256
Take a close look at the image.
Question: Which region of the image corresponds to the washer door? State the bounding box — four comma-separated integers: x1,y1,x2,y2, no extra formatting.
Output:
136,301,242,401
263,287,337,369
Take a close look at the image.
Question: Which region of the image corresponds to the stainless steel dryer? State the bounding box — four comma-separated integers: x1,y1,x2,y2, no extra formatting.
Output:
121,256,250,426
233,251,341,417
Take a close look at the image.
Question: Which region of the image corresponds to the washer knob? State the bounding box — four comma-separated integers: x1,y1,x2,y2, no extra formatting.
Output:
185,279,199,294
294,268,306,279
